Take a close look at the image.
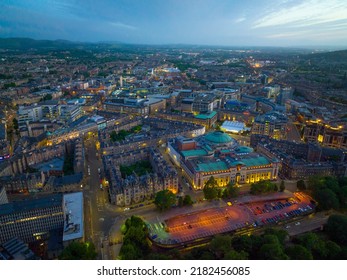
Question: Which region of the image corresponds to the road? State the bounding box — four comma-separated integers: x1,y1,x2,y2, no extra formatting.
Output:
286,121,302,142
282,212,329,236
83,134,113,259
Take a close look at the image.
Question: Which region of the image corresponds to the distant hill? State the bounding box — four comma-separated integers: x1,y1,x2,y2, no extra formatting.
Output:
308,49,347,63
0,37,83,50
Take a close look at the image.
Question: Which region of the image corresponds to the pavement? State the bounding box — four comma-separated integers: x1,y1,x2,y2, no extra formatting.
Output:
147,191,317,247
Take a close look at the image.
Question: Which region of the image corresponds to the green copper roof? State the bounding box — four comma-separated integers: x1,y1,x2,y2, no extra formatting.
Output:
235,146,254,154
197,161,228,172
228,156,270,167
181,149,208,157
195,111,217,120
204,131,234,144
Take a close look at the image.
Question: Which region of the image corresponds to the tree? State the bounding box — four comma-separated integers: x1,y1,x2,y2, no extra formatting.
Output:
59,241,97,260
285,245,313,260
315,188,340,210
119,243,142,260
279,180,285,192
259,243,288,260
224,250,248,260
264,228,288,245
209,235,232,258
325,241,342,259
295,232,328,259
154,190,176,211
222,182,239,198
120,216,150,260
203,176,219,200
183,195,193,206
205,176,219,188
231,235,253,254
325,215,347,246
250,180,278,195
297,179,306,191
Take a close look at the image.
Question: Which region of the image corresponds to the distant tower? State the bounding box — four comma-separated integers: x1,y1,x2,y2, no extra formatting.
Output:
119,76,123,88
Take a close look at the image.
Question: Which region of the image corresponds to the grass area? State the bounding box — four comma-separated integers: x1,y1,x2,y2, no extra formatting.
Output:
110,125,142,142
120,160,153,178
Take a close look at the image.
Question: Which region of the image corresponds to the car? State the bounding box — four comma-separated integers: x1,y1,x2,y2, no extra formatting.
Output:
295,222,301,226
124,207,130,211
227,202,232,206
285,225,291,229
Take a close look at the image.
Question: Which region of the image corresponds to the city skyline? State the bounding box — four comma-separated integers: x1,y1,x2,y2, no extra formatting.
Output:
1,0,347,47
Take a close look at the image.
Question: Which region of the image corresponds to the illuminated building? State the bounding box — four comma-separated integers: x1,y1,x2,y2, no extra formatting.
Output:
251,134,347,179
251,111,288,140
105,148,178,206
0,192,83,246
0,194,64,244
168,131,279,189
303,120,347,149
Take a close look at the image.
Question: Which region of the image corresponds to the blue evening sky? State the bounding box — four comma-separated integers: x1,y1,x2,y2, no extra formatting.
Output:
1,0,347,47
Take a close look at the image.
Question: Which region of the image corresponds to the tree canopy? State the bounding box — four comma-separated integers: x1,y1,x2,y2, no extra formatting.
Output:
59,241,97,260
222,182,239,198
250,180,278,195
203,176,219,200
307,176,346,210
119,216,150,260
154,189,176,211
285,245,313,260
325,214,347,246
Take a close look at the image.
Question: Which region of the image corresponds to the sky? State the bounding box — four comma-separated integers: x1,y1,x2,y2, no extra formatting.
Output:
1,0,347,47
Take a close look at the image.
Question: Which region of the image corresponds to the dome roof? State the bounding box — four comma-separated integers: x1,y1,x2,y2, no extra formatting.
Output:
204,131,234,144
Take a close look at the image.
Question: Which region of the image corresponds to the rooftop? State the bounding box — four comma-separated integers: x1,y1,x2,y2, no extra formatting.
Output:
196,161,228,172
195,111,217,120
62,192,84,241
204,130,234,144
227,156,270,167
235,146,254,154
0,194,63,216
181,149,208,158
221,120,246,133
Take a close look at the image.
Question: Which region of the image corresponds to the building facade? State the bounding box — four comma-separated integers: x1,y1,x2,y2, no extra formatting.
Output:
168,131,279,189
105,148,178,206
0,194,64,244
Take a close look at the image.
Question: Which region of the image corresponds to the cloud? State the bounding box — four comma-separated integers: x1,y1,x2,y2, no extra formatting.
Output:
235,17,246,23
253,0,347,29
109,21,137,30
